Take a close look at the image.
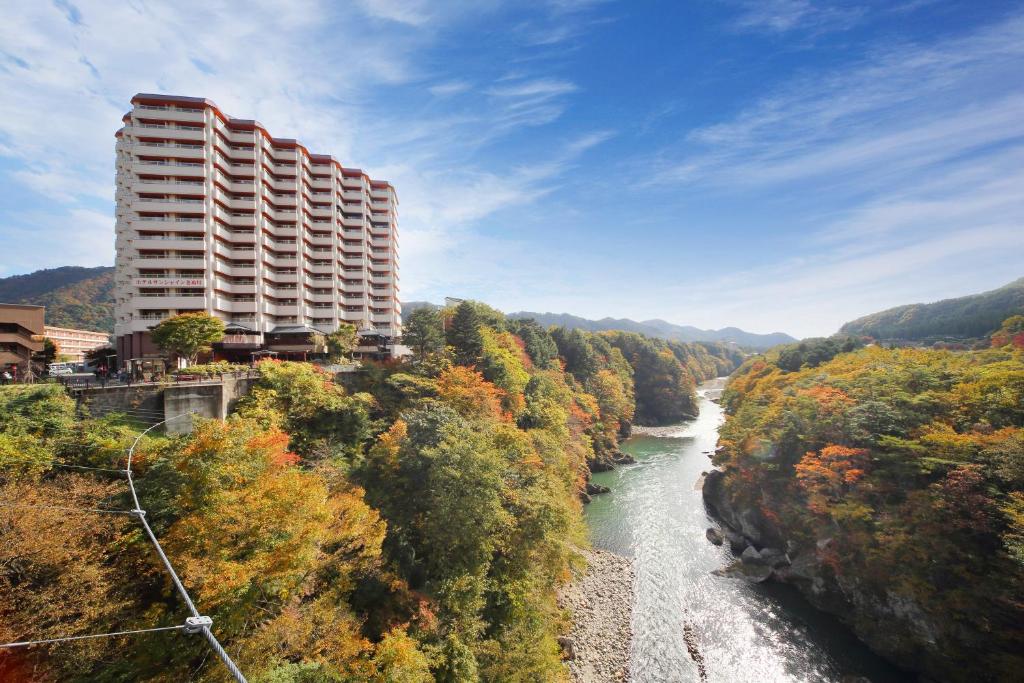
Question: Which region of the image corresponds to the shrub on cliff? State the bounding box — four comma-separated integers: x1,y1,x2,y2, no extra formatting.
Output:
714,325,1024,680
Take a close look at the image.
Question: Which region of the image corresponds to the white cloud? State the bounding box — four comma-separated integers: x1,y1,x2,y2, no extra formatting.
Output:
616,13,1024,336
353,0,434,26
428,80,472,96
0,0,606,286
650,17,1024,190
727,0,864,34
486,78,578,99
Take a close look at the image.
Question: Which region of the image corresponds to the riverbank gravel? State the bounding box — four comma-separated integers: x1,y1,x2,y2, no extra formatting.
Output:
558,548,634,682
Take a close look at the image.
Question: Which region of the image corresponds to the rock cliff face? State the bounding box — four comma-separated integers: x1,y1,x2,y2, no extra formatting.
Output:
703,469,946,679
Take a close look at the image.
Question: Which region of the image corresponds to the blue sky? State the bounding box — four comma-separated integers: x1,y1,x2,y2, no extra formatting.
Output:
1,0,1022,337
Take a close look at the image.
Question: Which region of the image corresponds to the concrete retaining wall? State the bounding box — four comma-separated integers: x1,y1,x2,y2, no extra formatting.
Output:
164,377,255,434
73,377,256,434
74,383,164,421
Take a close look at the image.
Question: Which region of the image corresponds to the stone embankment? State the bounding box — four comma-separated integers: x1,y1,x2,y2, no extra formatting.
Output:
558,548,634,682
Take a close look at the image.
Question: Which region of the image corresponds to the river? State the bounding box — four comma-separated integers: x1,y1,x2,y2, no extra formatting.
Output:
585,378,913,683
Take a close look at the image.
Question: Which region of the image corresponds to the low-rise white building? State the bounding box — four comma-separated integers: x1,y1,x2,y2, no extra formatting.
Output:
44,325,110,361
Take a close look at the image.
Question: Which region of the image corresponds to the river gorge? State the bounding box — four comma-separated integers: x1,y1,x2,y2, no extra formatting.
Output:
584,379,912,683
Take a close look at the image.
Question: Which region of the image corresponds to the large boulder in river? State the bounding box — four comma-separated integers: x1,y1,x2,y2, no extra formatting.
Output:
611,450,636,465
586,482,610,495
712,561,773,583
706,528,724,546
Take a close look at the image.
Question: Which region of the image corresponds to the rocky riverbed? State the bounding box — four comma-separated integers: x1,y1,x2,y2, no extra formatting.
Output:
558,548,634,682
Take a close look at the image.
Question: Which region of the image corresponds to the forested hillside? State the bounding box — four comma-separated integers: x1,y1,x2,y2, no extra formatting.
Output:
406,303,794,349
839,277,1024,341
708,316,1024,681
0,266,114,331
0,300,740,682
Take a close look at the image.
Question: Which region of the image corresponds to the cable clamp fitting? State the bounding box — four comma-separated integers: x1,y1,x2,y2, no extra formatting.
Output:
184,616,213,634
132,509,147,517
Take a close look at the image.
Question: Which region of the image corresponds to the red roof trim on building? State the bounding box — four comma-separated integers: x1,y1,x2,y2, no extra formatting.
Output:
128,93,395,192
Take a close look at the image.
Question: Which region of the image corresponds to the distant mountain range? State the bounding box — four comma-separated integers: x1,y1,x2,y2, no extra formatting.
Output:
838,277,1024,341
15,268,1014,346
404,301,796,349
510,312,797,349
0,266,115,332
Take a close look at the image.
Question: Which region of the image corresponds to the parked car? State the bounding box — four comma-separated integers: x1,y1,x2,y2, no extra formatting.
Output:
48,364,74,376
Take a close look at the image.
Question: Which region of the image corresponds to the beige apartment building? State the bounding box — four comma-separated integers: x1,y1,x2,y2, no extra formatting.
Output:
113,93,401,365
44,326,110,362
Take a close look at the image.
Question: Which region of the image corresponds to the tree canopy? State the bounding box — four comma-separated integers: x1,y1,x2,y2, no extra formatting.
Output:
715,318,1024,680
0,298,746,682
150,312,225,364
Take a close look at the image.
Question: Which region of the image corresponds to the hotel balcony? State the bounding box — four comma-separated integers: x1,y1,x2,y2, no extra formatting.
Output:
134,236,206,250
263,224,298,239
213,280,257,294
267,177,298,192
264,303,300,316
133,160,205,176
136,255,207,268
217,127,259,145
214,174,257,193
340,309,368,322
128,123,206,142
306,262,334,275
263,254,298,269
263,284,297,298
218,196,257,211
215,226,257,244
134,142,205,159
133,179,205,194
264,271,298,284
133,198,205,213
132,294,207,308
264,191,297,207
218,300,258,314
263,207,298,223
133,106,205,123
223,146,256,161
213,264,257,278
214,243,256,260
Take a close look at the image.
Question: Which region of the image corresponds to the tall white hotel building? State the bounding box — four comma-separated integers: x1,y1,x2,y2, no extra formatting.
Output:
113,94,401,364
